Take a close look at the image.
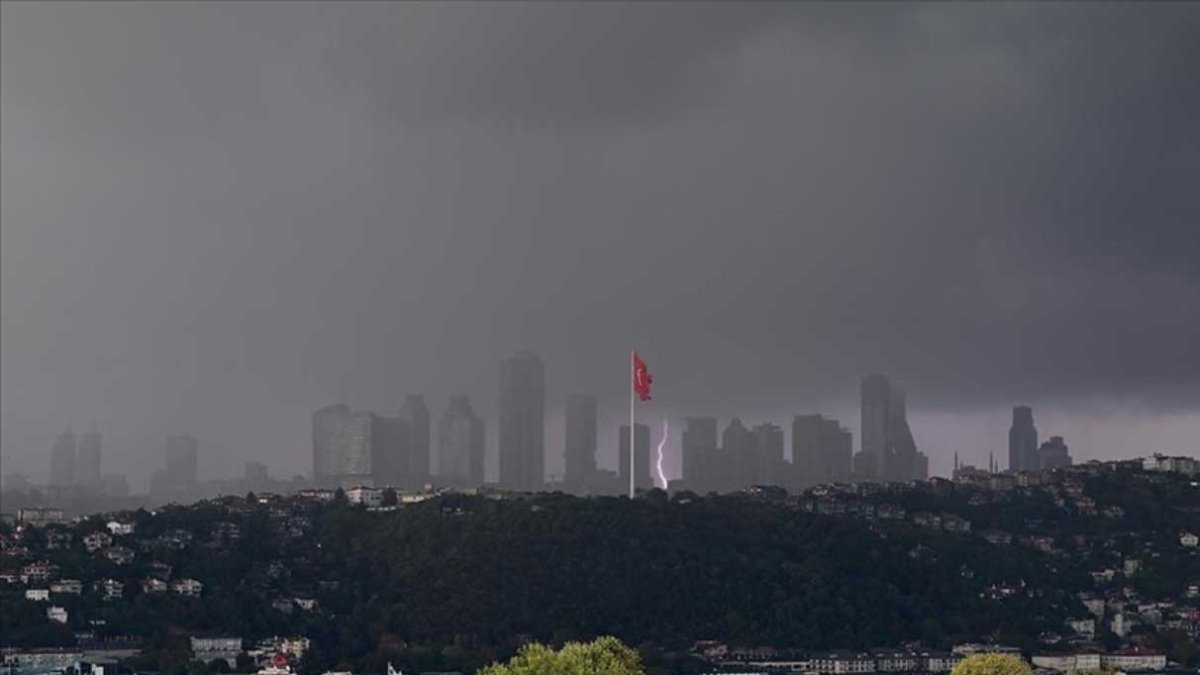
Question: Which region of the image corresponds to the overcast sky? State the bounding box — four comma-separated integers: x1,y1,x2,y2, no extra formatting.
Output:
3,2,1197,487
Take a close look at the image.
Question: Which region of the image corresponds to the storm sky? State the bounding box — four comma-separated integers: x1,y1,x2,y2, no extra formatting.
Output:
3,2,1198,487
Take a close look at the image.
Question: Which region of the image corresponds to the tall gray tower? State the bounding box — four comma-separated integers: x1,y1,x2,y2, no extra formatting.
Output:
76,426,101,490
1008,406,1039,472
49,427,77,489
564,393,597,490
499,351,545,491
437,395,485,486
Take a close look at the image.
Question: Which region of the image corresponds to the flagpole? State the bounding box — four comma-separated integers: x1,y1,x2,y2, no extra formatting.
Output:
630,349,636,499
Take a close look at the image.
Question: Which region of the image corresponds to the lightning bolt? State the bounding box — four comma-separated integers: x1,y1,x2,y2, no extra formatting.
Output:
655,417,669,490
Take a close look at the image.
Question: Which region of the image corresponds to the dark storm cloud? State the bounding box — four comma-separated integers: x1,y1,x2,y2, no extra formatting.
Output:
2,2,1197,482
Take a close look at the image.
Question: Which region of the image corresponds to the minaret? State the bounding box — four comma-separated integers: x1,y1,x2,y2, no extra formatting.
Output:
954,451,960,472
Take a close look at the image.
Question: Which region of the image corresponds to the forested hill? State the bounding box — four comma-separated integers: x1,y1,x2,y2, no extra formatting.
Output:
3,466,1197,675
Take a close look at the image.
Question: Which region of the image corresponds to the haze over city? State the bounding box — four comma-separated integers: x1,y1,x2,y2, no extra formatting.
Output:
3,2,1198,489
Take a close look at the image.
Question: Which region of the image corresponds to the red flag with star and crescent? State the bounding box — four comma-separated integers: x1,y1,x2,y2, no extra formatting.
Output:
633,352,652,401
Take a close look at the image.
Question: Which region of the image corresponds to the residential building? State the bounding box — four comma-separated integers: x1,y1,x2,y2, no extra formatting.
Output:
437,395,485,487
77,427,102,490
396,395,432,489
681,417,718,494
50,428,77,489
498,351,545,491
563,393,598,490
46,606,68,624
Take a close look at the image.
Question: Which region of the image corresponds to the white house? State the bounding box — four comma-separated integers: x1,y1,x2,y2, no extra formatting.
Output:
171,578,204,597
50,579,82,595
25,589,50,601
46,606,68,624
106,521,135,536
346,486,383,507
1032,654,1101,672
1181,532,1198,548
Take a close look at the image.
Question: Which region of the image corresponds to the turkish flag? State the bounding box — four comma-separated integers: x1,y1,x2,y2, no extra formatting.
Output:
633,352,652,401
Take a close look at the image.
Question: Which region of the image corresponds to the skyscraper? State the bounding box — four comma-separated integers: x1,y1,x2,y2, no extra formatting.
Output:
437,395,485,486
49,428,76,489
681,417,718,493
76,426,101,490
721,418,753,491
564,393,598,490
377,414,410,487
618,423,652,492
499,351,545,491
1039,436,1073,470
793,414,853,488
1008,406,1039,472
313,404,348,483
311,405,378,487
751,423,785,487
164,435,199,486
398,395,431,489
856,374,926,482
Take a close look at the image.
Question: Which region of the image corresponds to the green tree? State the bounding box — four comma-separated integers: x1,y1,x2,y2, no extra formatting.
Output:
951,653,1032,675
477,637,643,675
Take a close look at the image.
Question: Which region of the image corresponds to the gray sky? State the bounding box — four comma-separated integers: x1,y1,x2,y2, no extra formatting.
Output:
3,2,1198,486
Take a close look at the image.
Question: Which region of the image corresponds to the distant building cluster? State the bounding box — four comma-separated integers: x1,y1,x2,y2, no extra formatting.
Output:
43,426,128,500
1008,406,1074,472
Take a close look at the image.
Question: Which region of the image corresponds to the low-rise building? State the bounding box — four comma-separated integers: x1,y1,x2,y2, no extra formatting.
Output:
95,578,124,601
172,578,204,597
103,546,135,565
46,606,68,624
16,507,66,527
346,486,383,507
142,578,168,593
106,520,136,536
1101,649,1166,671
84,531,113,552
50,579,82,595
25,588,50,601
191,637,243,664
1031,653,1101,672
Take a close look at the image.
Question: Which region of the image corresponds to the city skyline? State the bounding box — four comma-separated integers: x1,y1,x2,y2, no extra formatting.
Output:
4,3,1198,486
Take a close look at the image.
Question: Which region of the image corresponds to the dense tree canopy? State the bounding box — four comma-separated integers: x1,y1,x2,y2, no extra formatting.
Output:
477,637,643,675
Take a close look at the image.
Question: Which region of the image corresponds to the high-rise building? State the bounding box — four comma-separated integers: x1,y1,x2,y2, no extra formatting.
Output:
377,415,409,487
722,418,753,491
618,423,652,492
437,395,485,486
856,374,926,482
499,351,545,491
49,428,77,489
311,405,378,487
564,394,598,490
312,404,349,483
164,435,199,486
76,427,101,490
397,395,431,489
1039,436,1072,470
751,423,785,487
792,415,853,488
244,461,269,483
1008,406,1039,473
681,417,718,494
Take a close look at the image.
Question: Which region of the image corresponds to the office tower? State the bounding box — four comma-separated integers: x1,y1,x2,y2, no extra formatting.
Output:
49,428,77,489
244,461,268,483
311,405,378,487
312,404,349,483
1039,436,1073,470
376,415,406,487
856,374,925,482
618,423,652,492
398,395,431,489
792,415,852,488
76,427,101,490
1008,406,1039,472
751,423,785,487
682,417,718,493
164,435,199,486
721,418,753,490
499,351,545,491
438,395,485,486
564,394,598,490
